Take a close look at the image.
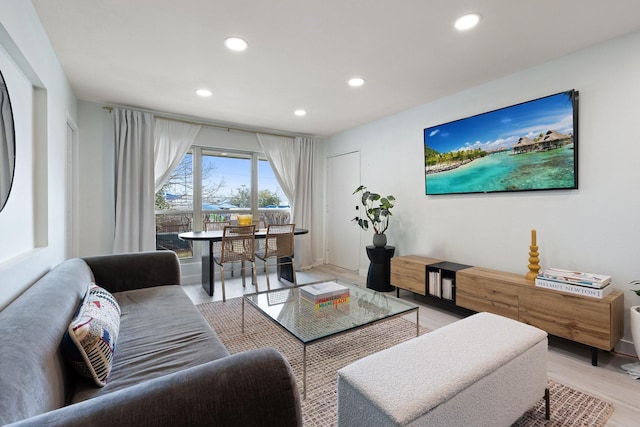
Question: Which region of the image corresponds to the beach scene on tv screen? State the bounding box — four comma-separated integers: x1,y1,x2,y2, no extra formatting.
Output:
424,91,576,195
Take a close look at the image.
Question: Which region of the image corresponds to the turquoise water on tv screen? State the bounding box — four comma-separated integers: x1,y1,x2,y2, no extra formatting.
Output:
425,145,576,195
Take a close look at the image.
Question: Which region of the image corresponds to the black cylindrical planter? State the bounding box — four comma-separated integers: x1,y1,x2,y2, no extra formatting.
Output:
365,245,395,292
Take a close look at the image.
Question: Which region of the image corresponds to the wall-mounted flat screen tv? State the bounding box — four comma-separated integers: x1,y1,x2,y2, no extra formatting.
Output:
424,89,578,195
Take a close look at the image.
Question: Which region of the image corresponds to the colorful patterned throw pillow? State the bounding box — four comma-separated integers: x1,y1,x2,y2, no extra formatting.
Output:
62,283,121,387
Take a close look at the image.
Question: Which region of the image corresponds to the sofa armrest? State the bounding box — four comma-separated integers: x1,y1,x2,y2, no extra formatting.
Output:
9,348,302,427
82,251,181,293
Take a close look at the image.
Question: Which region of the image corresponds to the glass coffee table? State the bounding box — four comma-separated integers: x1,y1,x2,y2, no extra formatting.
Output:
242,280,419,398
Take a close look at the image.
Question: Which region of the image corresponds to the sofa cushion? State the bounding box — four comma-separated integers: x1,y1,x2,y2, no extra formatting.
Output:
71,285,230,403
62,283,121,387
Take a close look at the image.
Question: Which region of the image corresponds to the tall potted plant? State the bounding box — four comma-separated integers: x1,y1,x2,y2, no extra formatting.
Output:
352,185,395,247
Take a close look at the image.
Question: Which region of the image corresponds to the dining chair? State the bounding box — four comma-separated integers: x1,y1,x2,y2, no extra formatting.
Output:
203,221,231,260
252,219,267,256
255,223,296,290
213,225,258,301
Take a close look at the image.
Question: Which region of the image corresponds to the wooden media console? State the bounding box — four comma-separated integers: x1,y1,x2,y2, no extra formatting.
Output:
390,256,624,366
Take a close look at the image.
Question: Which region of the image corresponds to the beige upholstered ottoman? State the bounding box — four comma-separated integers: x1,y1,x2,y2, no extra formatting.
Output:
337,312,548,427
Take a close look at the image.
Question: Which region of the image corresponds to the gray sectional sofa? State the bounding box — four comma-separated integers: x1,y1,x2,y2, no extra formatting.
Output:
0,251,302,426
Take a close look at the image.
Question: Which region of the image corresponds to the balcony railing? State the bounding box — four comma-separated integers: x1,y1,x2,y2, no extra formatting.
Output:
155,209,291,259
155,212,194,257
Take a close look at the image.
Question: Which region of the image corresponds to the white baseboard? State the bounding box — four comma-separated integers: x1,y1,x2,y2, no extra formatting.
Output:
615,338,638,358
181,273,201,285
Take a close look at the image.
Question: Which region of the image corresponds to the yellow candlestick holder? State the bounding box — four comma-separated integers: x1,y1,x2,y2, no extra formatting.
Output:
525,228,540,281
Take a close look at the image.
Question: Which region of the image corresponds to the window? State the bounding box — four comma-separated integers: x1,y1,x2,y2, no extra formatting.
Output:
258,159,290,226
155,152,193,257
202,150,252,210
259,159,289,208
155,147,290,259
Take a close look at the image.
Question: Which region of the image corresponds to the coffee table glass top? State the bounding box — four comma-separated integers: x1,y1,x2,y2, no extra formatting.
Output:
244,280,418,344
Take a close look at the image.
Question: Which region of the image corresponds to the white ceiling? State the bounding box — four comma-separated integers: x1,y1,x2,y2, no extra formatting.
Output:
31,0,640,137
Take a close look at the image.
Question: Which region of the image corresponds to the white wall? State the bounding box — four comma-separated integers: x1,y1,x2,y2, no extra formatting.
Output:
326,31,640,353
0,1,78,309
76,102,114,256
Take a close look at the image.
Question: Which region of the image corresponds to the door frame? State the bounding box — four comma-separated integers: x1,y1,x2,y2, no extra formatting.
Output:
325,150,360,271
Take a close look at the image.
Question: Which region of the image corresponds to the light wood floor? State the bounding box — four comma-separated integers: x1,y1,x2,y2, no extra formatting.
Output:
183,263,640,426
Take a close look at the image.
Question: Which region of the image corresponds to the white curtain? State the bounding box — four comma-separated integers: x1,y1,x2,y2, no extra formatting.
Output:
293,137,314,269
154,118,201,192
113,108,156,253
257,133,314,269
0,83,14,209
257,134,296,202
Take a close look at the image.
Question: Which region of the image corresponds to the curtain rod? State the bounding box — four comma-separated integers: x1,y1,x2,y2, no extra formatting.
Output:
102,105,308,139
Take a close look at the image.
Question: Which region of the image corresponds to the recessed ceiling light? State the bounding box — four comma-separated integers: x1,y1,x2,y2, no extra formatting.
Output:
348,77,365,87
224,37,248,52
196,89,212,97
294,109,307,117
455,13,481,31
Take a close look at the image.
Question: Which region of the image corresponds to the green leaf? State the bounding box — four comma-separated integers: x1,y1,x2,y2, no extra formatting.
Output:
352,184,395,234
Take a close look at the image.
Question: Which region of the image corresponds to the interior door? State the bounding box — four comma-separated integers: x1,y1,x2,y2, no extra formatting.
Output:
326,151,360,270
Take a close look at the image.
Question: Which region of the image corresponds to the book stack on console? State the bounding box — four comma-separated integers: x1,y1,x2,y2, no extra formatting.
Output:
535,267,612,299
300,282,350,310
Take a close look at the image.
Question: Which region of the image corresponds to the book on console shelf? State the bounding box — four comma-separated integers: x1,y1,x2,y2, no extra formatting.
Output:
534,277,613,299
539,267,611,288
442,277,454,300
428,271,441,297
300,281,350,302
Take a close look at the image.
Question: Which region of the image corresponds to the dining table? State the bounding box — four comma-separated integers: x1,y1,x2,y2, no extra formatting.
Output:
179,228,309,296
